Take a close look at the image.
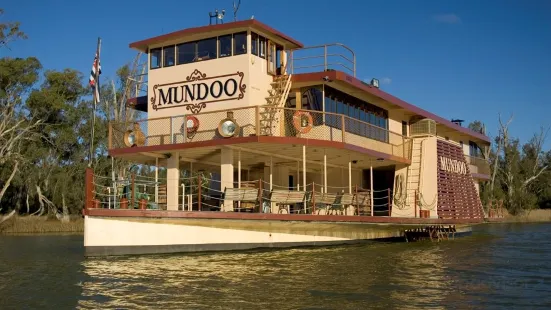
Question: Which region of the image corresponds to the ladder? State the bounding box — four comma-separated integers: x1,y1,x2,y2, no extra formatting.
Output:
405,138,424,210
259,74,292,136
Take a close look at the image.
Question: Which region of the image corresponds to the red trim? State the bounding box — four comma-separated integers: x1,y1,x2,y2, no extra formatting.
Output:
292,71,491,144
129,20,303,52
83,208,484,224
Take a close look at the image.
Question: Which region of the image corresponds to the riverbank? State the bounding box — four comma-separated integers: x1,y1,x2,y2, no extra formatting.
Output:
0,215,84,234
501,209,551,223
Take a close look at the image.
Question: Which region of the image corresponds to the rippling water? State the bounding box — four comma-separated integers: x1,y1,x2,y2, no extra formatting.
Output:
1,223,550,309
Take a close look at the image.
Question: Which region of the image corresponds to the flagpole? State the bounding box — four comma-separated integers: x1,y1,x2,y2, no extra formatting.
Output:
88,37,101,168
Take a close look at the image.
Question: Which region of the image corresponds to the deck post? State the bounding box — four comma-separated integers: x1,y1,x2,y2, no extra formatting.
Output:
221,147,234,212
259,178,263,213
302,145,306,210
323,149,327,193
131,173,136,209
167,151,180,211
370,162,374,217
154,157,159,203
238,150,241,210
311,182,316,214
348,158,352,194
198,173,202,211
85,167,94,210
269,156,273,191
388,188,391,216
296,161,300,191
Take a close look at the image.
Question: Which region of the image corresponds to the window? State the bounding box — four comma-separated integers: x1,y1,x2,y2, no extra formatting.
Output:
150,48,162,69
218,35,232,57
233,32,247,55
177,42,195,64
251,32,258,56
163,46,175,67
322,86,389,143
259,36,266,58
469,141,480,157
197,38,217,61
402,121,408,136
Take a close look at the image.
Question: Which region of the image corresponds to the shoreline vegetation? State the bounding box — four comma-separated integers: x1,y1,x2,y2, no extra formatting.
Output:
1,210,551,235
0,215,83,234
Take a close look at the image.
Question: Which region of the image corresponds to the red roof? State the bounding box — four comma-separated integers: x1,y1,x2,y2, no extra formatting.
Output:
129,19,303,52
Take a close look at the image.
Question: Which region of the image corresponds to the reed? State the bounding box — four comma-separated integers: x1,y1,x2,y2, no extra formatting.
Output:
0,215,84,234
504,209,551,223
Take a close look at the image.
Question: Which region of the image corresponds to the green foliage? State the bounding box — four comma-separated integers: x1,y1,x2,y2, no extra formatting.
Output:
473,119,550,215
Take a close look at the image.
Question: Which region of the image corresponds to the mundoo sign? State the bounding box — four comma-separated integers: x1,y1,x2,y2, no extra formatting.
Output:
439,156,468,175
150,69,246,113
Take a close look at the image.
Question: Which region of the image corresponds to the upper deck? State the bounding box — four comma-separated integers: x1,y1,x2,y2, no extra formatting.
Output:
111,19,490,175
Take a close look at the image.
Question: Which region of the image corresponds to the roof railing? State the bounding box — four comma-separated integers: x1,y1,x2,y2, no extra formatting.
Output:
288,43,356,77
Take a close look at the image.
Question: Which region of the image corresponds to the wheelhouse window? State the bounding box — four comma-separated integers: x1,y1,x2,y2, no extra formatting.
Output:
152,31,251,68
150,48,162,69
177,42,195,64
402,121,408,136
233,32,247,55
163,46,175,67
251,32,259,56
197,38,217,61
218,34,232,57
259,36,266,58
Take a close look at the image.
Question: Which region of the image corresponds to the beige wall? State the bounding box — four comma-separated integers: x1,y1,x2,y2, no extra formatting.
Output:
420,137,438,218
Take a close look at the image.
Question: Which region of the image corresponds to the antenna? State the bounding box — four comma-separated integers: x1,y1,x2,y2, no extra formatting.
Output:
209,9,226,25
233,0,241,21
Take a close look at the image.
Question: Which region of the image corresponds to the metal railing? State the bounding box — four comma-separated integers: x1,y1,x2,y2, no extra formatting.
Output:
108,106,411,160
288,43,356,77
465,155,491,175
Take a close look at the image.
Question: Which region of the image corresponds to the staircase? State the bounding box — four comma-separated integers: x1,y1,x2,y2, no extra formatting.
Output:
259,74,292,136
405,138,424,210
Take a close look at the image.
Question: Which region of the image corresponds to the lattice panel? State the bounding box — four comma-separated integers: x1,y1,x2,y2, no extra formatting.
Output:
436,140,484,219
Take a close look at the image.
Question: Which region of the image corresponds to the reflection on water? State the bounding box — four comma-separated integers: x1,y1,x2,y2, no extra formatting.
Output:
1,224,551,309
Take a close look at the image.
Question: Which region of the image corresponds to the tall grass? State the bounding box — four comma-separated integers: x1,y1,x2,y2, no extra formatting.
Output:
0,215,84,234
503,209,551,223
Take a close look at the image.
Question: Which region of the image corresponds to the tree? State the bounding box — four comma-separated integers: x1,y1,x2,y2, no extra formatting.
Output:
0,9,27,49
0,56,43,207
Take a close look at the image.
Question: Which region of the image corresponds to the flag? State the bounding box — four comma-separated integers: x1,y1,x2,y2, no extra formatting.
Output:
89,52,101,103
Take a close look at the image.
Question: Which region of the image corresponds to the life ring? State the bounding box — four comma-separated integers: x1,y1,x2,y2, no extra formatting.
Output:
180,116,199,134
293,111,313,134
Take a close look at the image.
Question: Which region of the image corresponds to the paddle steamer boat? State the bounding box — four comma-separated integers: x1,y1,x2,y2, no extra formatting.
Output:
83,18,491,256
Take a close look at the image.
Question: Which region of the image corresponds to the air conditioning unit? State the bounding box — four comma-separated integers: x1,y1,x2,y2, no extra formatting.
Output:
410,118,436,136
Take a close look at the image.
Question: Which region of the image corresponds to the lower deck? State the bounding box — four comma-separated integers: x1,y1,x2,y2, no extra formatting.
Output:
83,210,474,257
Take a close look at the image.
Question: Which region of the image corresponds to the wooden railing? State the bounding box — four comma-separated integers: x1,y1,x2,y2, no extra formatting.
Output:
465,155,491,175
108,106,411,161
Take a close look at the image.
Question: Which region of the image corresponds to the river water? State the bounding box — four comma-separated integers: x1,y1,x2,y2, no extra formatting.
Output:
0,223,550,309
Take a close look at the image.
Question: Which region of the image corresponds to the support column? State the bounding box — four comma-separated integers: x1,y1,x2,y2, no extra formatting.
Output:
297,161,300,191
167,152,179,211
154,157,159,203
370,161,374,216
238,150,241,210
323,149,327,193
302,145,306,190
302,145,307,212
221,147,234,212
348,159,352,194
269,156,273,190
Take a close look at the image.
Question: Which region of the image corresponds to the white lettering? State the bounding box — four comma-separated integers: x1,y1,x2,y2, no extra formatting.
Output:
438,156,467,175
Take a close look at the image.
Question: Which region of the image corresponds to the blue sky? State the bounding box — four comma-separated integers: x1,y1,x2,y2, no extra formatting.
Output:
1,0,550,148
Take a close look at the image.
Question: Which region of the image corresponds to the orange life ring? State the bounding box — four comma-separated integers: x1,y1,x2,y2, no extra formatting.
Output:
181,116,199,134
293,111,313,134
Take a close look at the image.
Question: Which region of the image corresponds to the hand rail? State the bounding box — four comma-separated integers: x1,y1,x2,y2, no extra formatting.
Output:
288,43,356,77
108,106,410,160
